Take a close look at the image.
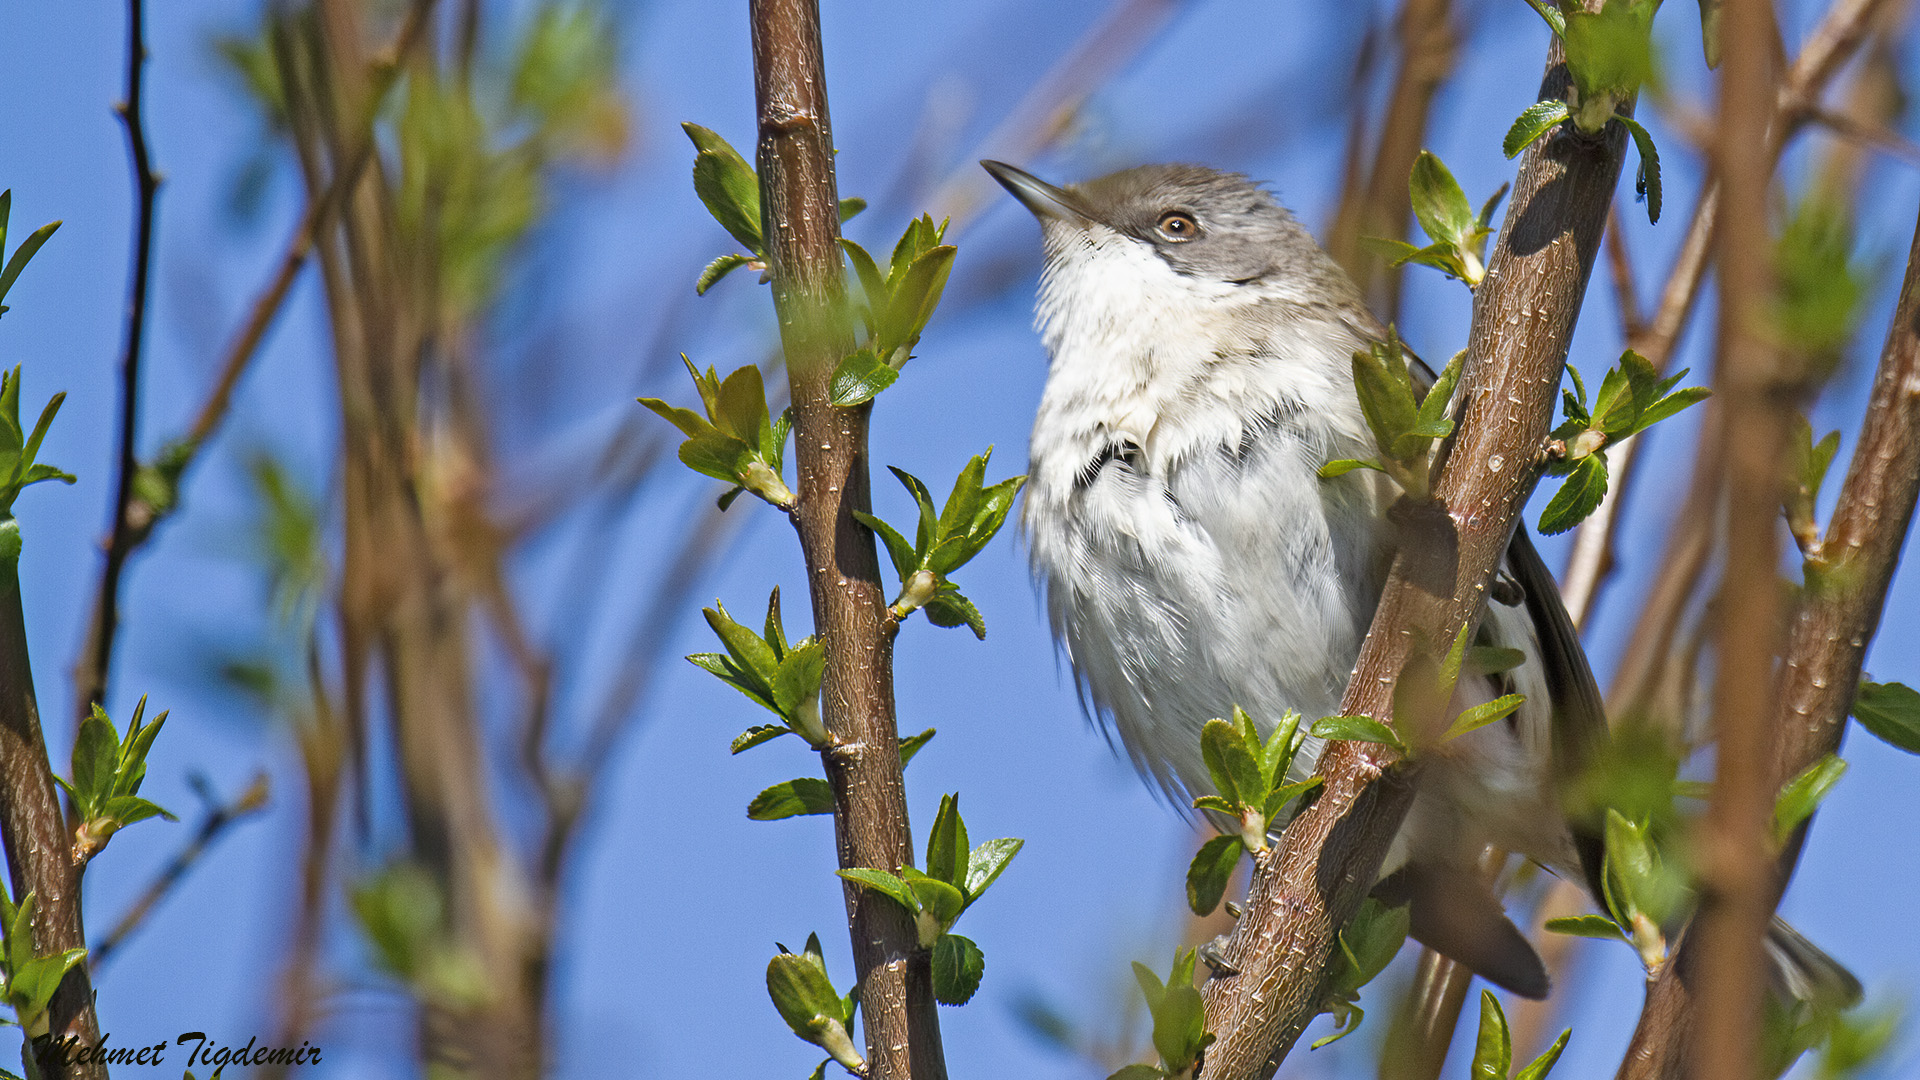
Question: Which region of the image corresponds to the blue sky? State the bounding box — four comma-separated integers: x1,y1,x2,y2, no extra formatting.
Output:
1,1,1917,1077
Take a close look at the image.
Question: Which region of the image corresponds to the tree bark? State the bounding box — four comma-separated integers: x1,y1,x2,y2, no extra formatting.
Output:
749,2,945,1077
1198,29,1627,1078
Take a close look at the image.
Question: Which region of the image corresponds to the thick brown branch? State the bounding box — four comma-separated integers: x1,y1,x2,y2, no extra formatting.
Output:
0,578,101,1079
1197,34,1626,1078
749,3,943,1078
1617,150,1920,1080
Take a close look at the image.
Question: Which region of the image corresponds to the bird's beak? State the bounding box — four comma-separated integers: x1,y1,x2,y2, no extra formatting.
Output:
981,160,1094,226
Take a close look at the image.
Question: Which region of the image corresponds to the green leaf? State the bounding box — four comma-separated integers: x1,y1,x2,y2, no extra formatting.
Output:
1772,753,1847,846
771,640,825,721
1409,151,1476,249
1351,336,1420,465
1417,349,1468,432
0,219,59,312
1467,646,1528,676
1152,984,1210,1073
695,252,756,295
1200,718,1262,809
1361,236,1425,264
1470,989,1512,1080
1618,114,1663,224
766,936,849,1035
837,197,867,223
71,704,119,815
1852,680,1920,753
1261,778,1321,825
926,793,969,889
835,868,920,914
852,509,919,582
1132,961,1167,1013
683,123,762,252
1309,714,1406,754
1318,457,1385,479
828,349,900,408
1445,694,1527,741
931,933,985,1005
1186,833,1244,916
677,432,755,487
1106,1067,1167,1080
1544,914,1629,941
748,778,836,820
1504,99,1571,158
731,725,792,754
1633,386,1711,434
903,872,967,931
1260,708,1304,787
963,837,1023,900
714,364,771,447
99,795,174,826
1328,897,1410,993
1516,1027,1573,1080
899,727,937,765
1563,0,1655,112
637,395,715,441
1524,0,1568,36
687,652,777,713
706,603,779,687
888,466,940,553
1538,453,1609,535
923,586,986,639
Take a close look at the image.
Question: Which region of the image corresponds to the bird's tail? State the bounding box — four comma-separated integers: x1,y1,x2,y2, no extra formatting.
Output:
1766,916,1862,1011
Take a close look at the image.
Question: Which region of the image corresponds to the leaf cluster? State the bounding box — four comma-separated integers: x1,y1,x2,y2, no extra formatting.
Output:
1507,0,1663,222
836,794,1021,1005
1468,990,1572,1080
640,357,795,510
1184,708,1321,916
0,890,85,1040
692,589,828,754
1538,351,1709,534
683,123,864,295
1318,332,1463,500
1363,152,1505,289
857,451,1024,638
1308,624,1527,757
1310,897,1410,1049
831,216,958,407
1544,809,1686,972
1107,948,1213,1080
765,933,864,1077
57,698,177,865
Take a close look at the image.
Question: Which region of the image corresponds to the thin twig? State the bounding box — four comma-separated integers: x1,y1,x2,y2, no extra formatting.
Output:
1803,101,1920,165
81,0,164,723
89,772,270,971
72,0,440,726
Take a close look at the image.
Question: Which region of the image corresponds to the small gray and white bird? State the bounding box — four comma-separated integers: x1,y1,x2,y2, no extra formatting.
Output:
982,159,1856,1004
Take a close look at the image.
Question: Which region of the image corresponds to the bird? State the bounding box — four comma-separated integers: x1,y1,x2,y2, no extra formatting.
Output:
981,158,1857,1005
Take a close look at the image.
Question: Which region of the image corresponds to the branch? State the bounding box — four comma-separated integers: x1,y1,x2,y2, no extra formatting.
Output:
88,772,269,971
1198,33,1627,1077
79,0,164,727
1616,139,1920,1080
71,0,439,724
749,3,944,1078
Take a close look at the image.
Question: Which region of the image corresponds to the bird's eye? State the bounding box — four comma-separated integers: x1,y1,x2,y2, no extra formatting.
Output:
1156,211,1199,242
